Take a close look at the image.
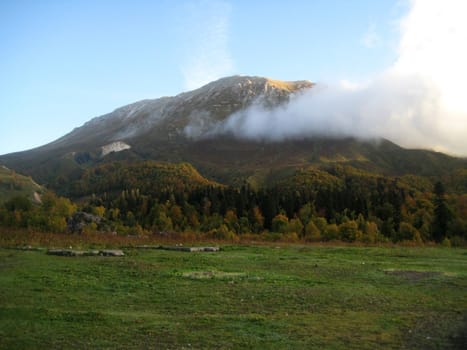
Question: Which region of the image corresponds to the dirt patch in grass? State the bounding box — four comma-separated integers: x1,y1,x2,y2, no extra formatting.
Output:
384,269,442,282
181,270,247,280
403,312,467,350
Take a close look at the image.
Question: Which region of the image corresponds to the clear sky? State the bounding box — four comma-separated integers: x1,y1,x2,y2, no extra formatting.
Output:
3,1,465,156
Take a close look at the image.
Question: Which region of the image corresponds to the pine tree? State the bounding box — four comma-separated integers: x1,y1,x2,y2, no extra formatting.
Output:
432,181,450,242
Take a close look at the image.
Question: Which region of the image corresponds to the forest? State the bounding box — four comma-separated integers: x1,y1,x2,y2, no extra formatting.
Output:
1,161,466,245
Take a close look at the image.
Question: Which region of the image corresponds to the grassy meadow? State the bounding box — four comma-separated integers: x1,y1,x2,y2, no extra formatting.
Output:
1,243,466,349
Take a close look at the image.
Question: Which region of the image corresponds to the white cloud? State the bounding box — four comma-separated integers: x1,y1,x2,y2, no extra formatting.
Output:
394,0,467,113
181,0,234,90
192,0,467,156
209,73,442,146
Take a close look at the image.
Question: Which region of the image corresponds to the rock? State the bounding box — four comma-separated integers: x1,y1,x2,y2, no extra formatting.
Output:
47,249,87,256
158,246,220,252
67,211,102,234
66,212,112,234
84,250,100,256
46,249,124,257
47,249,75,256
200,247,220,252
99,249,125,257
134,245,163,249
71,250,86,256
13,246,45,251
188,247,219,252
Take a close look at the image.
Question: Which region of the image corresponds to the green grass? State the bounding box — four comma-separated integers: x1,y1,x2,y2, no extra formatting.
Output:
1,245,466,349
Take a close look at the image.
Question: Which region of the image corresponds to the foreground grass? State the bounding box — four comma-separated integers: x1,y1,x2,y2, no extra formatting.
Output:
0,245,466,349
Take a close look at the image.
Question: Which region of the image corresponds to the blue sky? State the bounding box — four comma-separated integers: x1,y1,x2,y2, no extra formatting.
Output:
0,0,412,154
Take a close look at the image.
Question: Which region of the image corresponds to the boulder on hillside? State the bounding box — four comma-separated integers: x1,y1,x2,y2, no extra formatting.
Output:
67,211,109,233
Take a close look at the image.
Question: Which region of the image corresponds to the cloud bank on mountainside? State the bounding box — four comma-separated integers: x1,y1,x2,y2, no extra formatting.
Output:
186,0,467,156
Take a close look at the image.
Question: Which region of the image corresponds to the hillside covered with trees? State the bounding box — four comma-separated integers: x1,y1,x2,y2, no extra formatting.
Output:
1,160,465,245
1,76,466,245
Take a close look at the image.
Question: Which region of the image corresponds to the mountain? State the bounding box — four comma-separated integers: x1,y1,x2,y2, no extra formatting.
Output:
18,76,311,154
0,75,466,193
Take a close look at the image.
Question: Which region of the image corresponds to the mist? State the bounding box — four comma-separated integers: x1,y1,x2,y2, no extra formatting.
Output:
219,73,445,146
187,0,467,156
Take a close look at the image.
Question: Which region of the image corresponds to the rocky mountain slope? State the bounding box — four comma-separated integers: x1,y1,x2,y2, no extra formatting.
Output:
32,76,312,153
0,75,465,190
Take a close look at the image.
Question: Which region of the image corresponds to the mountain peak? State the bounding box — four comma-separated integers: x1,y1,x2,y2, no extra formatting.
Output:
1,74,465,189
188,75,313,95
21,75,312,154
174,75,313,114
264,77,313,91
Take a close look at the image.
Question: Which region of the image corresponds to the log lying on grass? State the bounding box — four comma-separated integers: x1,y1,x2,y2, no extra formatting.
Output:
46,249,124,257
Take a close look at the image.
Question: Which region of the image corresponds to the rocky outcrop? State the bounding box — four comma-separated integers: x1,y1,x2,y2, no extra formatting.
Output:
67,211,108,233
47,249,124,257
100,249,125,256
101,141,131,157
135,245,220,252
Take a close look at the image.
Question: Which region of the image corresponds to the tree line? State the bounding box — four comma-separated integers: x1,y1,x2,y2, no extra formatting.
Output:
1,165,466,245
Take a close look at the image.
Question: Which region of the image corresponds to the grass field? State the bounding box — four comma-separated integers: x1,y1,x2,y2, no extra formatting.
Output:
1,244,466,349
